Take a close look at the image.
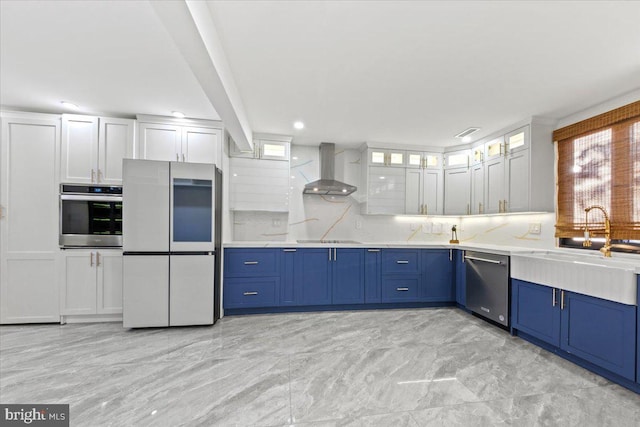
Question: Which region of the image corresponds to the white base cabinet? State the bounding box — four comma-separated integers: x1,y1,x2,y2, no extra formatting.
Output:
1,112,61,324
60,249,123,316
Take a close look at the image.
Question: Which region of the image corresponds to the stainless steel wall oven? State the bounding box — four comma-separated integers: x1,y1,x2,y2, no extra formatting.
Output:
59,184,123,247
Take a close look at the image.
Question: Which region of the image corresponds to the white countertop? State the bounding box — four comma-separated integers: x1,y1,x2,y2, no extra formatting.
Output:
223,241,533,256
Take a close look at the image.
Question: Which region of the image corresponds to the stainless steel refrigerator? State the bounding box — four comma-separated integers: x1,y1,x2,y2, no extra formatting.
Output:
122,159,221,328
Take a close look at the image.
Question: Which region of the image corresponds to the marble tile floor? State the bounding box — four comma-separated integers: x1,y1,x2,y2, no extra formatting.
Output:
1,308,639,426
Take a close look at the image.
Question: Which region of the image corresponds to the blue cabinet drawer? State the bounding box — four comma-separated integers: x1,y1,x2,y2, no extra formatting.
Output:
381,275,421,302
223,277,279,308
224,249,280,277
381,249,420,274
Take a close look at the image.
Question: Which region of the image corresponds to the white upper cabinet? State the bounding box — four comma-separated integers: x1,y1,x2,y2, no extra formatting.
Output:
368,149,405,167
443,149,470,215
405,151,443,215
61,115,134,185
137,115,222,165
138,123,181,162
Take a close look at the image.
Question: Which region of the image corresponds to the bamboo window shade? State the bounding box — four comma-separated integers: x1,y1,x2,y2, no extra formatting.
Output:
554,101,640,240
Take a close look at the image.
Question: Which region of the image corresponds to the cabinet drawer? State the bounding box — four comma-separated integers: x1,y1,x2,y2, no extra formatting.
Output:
224,249,280,277
381,275,421,302
223,277,279,308
381,250,420,274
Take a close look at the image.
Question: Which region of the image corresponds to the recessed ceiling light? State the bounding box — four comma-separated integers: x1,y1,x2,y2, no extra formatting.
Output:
60,101,78,110
172,111,185,118
293,121,304,130
455,127,480,140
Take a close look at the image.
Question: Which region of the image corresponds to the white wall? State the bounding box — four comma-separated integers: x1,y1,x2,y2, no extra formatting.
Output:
230,145,557,249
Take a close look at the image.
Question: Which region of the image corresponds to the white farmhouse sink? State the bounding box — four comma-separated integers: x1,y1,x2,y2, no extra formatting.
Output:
511,251,639,305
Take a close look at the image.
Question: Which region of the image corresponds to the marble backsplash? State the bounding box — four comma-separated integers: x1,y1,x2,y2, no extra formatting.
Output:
231,145,557,249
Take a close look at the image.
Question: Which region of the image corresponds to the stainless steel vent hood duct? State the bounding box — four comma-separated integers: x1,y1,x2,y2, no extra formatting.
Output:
303,143,357,196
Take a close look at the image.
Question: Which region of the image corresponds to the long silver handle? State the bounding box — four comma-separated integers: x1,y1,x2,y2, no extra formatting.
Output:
552,288,557,307
367,249,380,252
243,292,258,296
329,248,332,261
90,252,94,267
244,261,259,265
396,287,409,291
96,252,101,267
333,248,337,261
461,250,465,263
283,249,297,252
463,255,501,264
449,249,453,261
396,260,409,264
61,195,123,202
561,290,565,310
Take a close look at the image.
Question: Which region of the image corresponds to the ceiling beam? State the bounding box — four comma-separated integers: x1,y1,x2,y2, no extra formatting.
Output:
149,0,253,152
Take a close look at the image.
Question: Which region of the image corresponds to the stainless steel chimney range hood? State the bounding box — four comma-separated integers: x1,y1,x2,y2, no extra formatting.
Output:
303,143,357,196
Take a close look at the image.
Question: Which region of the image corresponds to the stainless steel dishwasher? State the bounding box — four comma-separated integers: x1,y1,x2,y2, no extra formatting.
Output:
465,250,510,328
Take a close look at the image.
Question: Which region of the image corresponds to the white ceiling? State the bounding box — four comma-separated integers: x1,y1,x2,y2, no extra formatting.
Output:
2,1,640,147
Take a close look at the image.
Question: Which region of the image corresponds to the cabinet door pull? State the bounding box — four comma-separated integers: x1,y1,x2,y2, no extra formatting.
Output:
396,287,409,291
449,249,453,261
333,247,337,261
467,203,471,215
503,200,508,213
283,249,297,252
182,153,186,162
367,249,380,252
0,205,4,219
396,260,409,264
243,291,258,296
96,252,101,267
329,248,332,261
91,169,95,183
561,290,565,310
97,169,102,183
90,252,94,267
552,288,557,307
243,261,259,265
176,153,179,162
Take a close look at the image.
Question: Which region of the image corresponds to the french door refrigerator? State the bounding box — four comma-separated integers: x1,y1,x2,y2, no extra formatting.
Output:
122,159,221,328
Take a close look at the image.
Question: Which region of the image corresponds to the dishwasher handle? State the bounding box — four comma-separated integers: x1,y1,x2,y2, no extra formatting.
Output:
464,255,503,264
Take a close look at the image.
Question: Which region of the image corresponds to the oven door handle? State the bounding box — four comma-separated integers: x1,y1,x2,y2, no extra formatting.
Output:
463,255,502,264
60,195,122,202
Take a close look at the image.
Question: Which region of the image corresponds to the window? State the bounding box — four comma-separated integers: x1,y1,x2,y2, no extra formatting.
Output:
555,101,640,253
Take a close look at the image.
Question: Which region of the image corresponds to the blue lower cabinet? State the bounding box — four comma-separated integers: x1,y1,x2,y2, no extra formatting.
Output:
512,279,637,382
421,250,454,301
382,249,421,274
280,248,301,306
332,249,365,304
224,248,280,277
561,291,636,381
223,277,279,308
295,248,332,305
512,279,561,347
381,275,421,302
455,250,466,307
364,249,382,303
